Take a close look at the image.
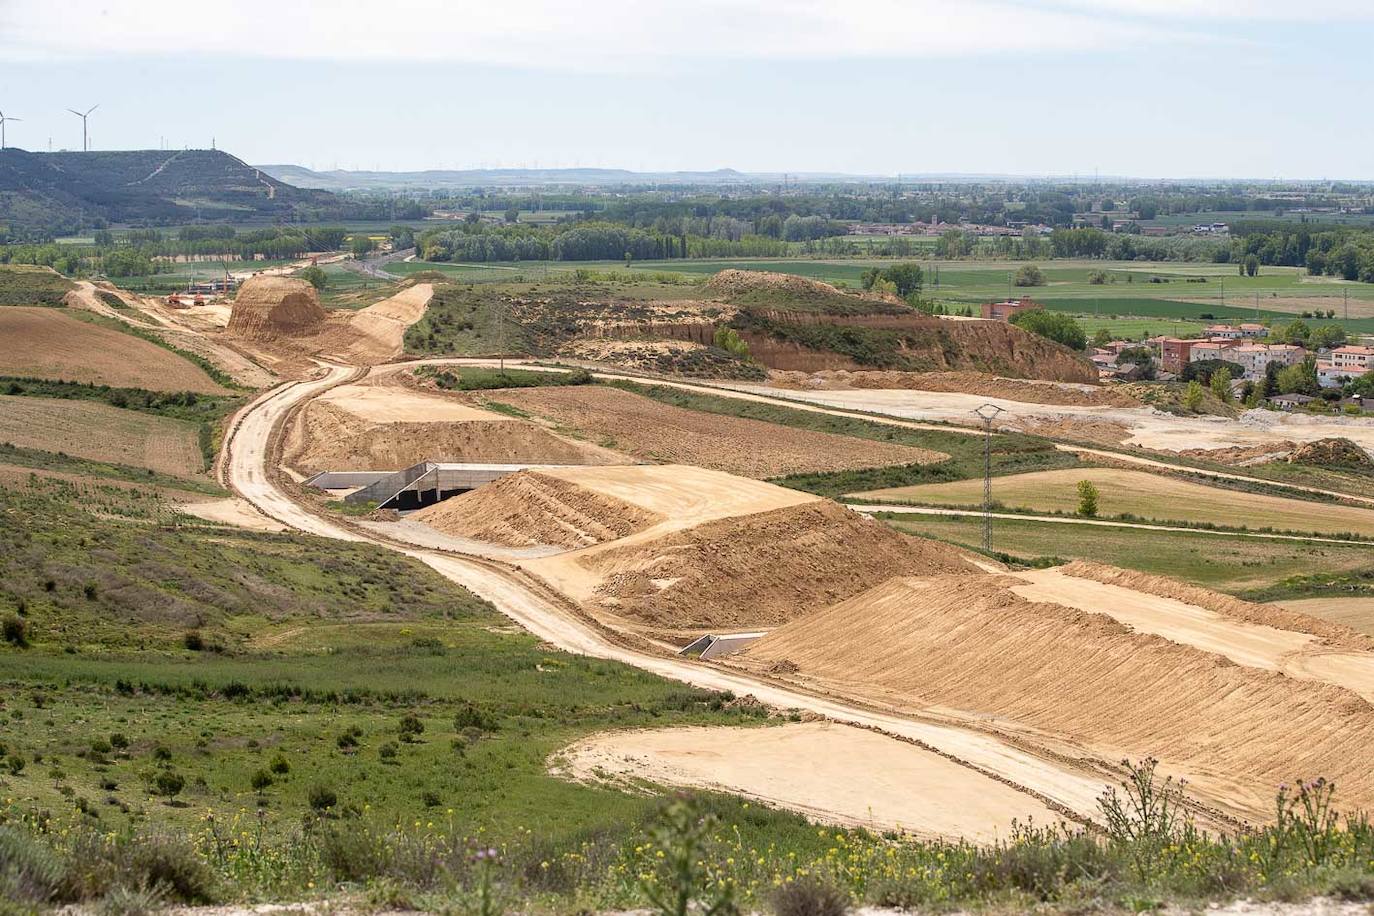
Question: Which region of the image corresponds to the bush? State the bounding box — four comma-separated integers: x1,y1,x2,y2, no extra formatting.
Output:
0,825,63,904
398,715,425,740
152,770,184,799
6,754,25,776
125,830,217,903
250,769,274,792
454,703,499,734
182,631,204,652
1013,264,1046,287
1008,308,1086,350
307,784,338,813
1076,480,1100,518
2,614,27,647
108,733,128,750
770,875,850,916
299,265,327,290
268,754,290,775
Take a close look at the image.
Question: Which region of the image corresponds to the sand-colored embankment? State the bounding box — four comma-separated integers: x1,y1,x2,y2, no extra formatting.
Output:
494,465,980,631
1276,598,1374,638
1056,561,1374,653
317,282,434,364
224,278,433,371
226,276,326,339
739,574,1374,821
413,471,663,550
1012,566,1374,703
557,723,1059,840
283,382,623,473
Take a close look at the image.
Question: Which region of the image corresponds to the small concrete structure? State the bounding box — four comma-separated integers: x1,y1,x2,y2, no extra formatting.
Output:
306,461,581,510
680,632,766,661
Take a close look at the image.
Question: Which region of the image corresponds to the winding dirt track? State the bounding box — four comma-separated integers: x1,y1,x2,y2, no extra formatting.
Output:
220,362,1123,831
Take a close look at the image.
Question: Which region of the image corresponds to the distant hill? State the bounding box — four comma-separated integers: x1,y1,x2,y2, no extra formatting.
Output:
0,148,346,234
254,164,872,191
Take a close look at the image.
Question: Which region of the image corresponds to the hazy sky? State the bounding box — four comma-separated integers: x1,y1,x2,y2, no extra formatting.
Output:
1,0,1371,178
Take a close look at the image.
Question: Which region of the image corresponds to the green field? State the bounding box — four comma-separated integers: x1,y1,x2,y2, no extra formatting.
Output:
881,512,1374,597
389,256,1374,334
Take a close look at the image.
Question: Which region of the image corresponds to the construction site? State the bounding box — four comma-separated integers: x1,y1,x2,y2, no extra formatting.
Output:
12,257,1374,857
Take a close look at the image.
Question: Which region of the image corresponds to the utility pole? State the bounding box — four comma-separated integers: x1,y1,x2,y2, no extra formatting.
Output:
972,404,1005,553
1345,288,1349,321
497,298,506,373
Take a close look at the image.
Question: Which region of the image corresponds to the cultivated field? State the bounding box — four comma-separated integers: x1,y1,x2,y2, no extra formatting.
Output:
0,394,205,476
0,307,231,393
1277,597,1374,636
855,466,1374,536
480,384,949,478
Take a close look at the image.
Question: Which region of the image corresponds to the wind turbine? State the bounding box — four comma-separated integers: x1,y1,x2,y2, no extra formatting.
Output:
67,104,98,151
0,110,19,149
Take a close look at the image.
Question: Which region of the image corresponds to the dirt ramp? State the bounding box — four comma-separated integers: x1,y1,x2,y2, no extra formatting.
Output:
1057,560,1374,652
413,470,663,549
740,574,1374,821
578,500,979,629
227,276,325,339
320,282,434,364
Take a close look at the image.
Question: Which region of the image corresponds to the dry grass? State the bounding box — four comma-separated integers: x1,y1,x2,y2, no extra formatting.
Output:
0,395,205,477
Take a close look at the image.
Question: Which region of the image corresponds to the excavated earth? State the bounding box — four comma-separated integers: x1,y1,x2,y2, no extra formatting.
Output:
737,569,1374,822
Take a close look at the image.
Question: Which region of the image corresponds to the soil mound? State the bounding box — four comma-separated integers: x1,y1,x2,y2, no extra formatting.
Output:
1178,441,1297,466
283,399,618,474
227,277,325,339
740,573,1374,819
578,500,979,628
413,470,662,549
1289,437,1373,468
1057,560,1374,652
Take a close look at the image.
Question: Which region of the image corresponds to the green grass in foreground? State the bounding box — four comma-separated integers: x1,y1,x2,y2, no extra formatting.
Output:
881,512,1374,596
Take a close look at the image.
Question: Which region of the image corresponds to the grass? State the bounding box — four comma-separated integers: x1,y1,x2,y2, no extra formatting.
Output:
0,442,224,496
857,466,1374,539
419,365,593,391
0,264,75,306
880,512,1374,595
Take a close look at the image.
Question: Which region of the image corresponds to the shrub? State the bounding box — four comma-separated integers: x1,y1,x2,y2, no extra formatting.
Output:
1013,264,1047,287
250,769,274,792
125,830,217,903
379,741,398,762
1076,480,1100,518
152,770,185,799
2,614,27,647
454,703,499,734
108,733,128,750
6,754,25,776
299,265,327,291
82,582,98,600
398,715,425,741
639,797,736,916
1008,308,1086,350
151,746,172,762
182,631,204,652
0,825,63,904
770,875,850,916
268,754,290,775
307,784,338,813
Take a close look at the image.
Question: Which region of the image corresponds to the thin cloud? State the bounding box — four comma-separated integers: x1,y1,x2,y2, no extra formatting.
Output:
1,0,1200,69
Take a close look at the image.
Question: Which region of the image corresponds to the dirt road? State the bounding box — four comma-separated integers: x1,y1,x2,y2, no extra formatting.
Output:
220,364,1117,830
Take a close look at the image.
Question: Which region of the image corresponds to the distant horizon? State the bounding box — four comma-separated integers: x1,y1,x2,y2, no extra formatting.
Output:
7,147,1373,186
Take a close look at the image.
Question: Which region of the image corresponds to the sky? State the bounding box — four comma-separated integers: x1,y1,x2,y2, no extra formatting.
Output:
1,0,1371,179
